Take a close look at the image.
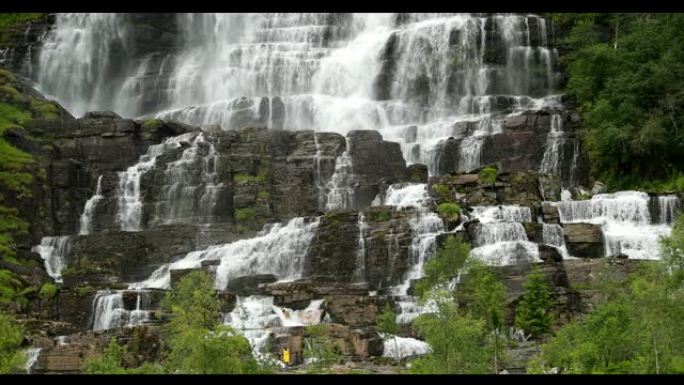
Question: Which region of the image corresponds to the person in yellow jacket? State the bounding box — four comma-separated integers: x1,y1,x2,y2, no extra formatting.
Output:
282,347,291,367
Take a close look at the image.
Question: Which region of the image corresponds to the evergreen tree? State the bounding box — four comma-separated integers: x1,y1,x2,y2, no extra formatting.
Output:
514,267,555,345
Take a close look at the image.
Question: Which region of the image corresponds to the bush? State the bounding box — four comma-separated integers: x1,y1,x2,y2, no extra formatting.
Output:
0,311,25,373
478,166,498,185
436,202,460,221
234,207,256,222
39,282,58,300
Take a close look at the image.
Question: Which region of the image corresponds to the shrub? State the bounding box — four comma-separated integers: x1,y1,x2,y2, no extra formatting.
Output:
478,166,498,185
436,202,460,221
39,282,58,300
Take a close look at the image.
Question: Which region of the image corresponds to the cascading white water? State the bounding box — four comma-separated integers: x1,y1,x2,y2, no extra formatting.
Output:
223,296,326,361
152,133,222,226
35,14,128,117
36,13,560,176
372,183,445,328
32,236,70,284
539,113,563,176
324,150,355,211
91,290,152,331
657,195,680,225
129,217,321,290
25,348,42,374
352,212,368,282
542,222,570,259
79,175,103,235
554,191,680,259
116,132,197,231
469,205,541,265
380,333,430,360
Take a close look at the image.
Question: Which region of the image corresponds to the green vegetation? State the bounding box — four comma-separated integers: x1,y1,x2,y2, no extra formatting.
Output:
85,270,260,374
376,304,401,361
0,14,44,46
478,166,498,185
529,215,684,373
303,324,342,372
257,190,270,200
0,69,62,306
410,235,507,373
514,267,555,344
368,209,391,222
436,202,460,221
0,311,26,373
233,168,268,184
550,14,684,191
431,183,452,200
38,282,58,300
141,119,162,130
413,235,470,297
235,207,256,222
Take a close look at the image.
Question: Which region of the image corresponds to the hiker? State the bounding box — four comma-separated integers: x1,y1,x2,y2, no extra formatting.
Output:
282,347,291,368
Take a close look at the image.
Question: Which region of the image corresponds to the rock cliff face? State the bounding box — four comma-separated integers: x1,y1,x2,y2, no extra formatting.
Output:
0,13,681,374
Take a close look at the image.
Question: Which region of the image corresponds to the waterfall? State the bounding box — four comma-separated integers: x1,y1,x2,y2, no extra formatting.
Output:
115,132,197,231
657,195,680,225
542,222,570,259
35,13,559,176
152,133,222,226
31,236,70,284
469,205,541,265
539,113,563,176
35,14,126,117
324,150,355,211
380,333,430,360
373,183,445,296
129,217,321,290
223,295,325,361
91,290,152,331
554,191,681,259
25,348,42,374
79,175,103,235
352,212,368,282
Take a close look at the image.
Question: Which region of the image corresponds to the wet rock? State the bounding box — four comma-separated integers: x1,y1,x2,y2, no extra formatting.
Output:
591,181,607,195
562,223,605,258
224,274,279,295
541,202,560,224
324,295,394,327
538,244,563,262
405,163,428,183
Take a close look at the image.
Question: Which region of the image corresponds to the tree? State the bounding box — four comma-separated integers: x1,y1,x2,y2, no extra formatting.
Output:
410,290,492,374
376,303,401,362
414,235,470,297
0,311,25,373
514,267,555,346
163,270,259,374
457,262,507,372
84,338,167,374
303,324,342,373
162,269,221,332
